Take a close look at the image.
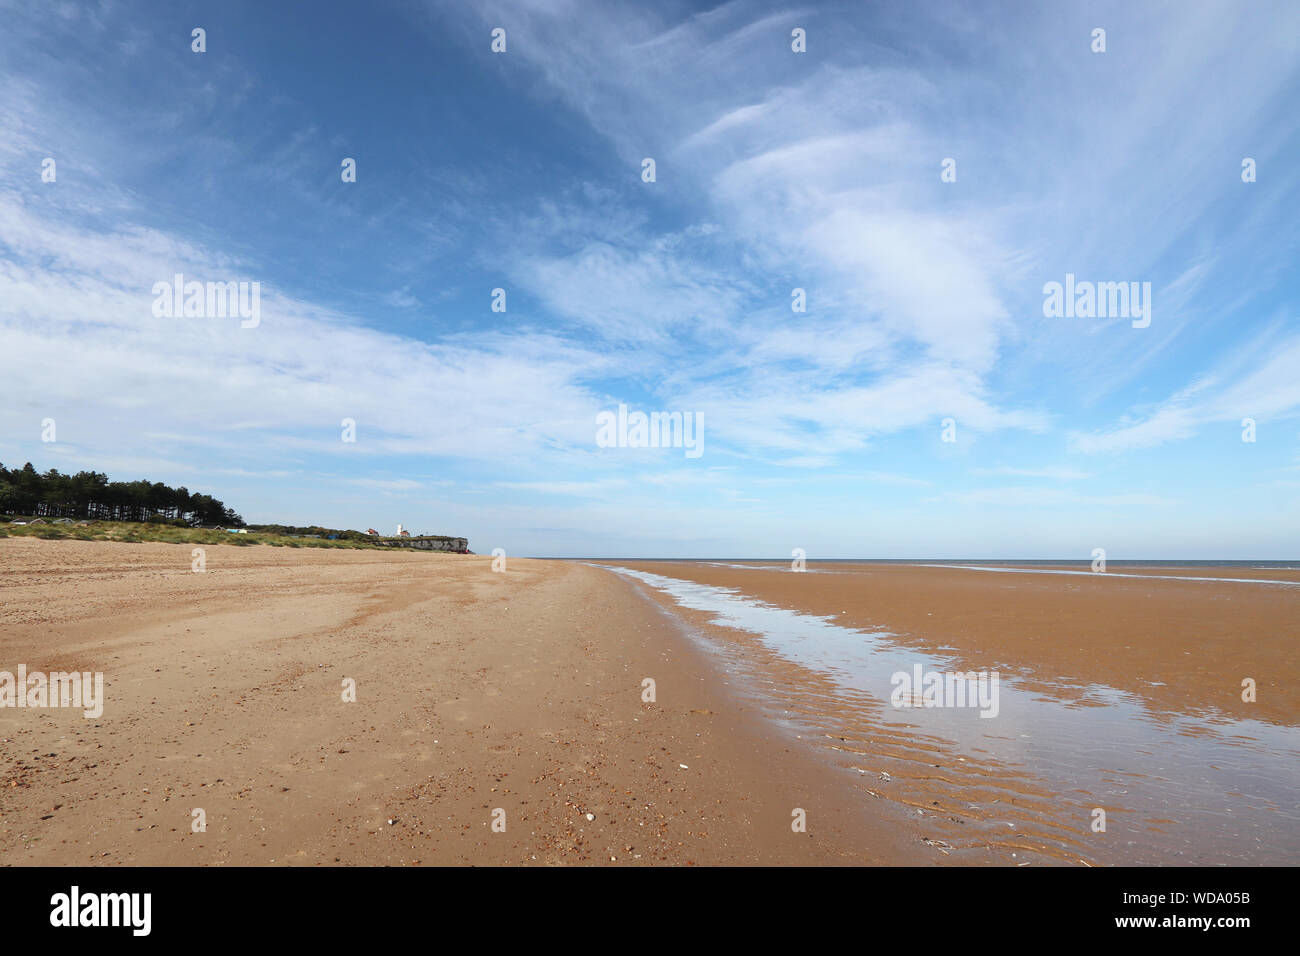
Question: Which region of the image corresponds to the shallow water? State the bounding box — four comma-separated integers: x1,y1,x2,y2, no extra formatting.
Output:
602,564,1300,865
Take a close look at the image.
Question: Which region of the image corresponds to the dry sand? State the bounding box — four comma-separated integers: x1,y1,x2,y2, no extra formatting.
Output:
0,538,920,866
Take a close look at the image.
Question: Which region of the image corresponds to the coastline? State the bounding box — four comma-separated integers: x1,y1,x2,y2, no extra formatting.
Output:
5,538,1294,866
602,561,1300,723
600,560,1300,866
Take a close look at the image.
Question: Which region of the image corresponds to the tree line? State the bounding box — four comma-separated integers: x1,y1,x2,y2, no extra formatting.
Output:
0,462,244,527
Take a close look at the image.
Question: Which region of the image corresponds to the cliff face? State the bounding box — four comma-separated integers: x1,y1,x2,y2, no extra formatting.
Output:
374,535,468,552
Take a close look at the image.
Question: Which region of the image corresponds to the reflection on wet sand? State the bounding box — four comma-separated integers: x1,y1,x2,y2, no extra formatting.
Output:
601,562,1300,866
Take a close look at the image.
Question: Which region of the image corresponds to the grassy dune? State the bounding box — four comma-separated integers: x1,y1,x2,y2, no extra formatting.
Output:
0,520,401,550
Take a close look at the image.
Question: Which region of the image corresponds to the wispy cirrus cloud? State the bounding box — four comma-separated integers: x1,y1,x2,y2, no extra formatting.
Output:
1070,329,1300,453
4,0,1299,555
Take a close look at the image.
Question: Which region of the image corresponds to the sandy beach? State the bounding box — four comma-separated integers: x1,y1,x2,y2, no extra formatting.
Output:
0,538,918,866
3,540,1296,866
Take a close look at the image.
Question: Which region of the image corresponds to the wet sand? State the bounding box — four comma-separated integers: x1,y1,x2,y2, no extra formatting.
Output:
602,561,1300,865
0,538,920,866
608,561,1300,724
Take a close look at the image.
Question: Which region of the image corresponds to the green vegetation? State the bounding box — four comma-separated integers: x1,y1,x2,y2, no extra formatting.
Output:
244,524,375,542
0,461,242,526
0,461,460,552
0,519,398,550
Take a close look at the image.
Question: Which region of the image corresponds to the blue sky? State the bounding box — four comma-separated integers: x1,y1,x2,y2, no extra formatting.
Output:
1,0,1298,558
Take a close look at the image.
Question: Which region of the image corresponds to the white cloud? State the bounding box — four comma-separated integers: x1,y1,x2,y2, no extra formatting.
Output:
1071,333,1300,453
0,188,608,472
